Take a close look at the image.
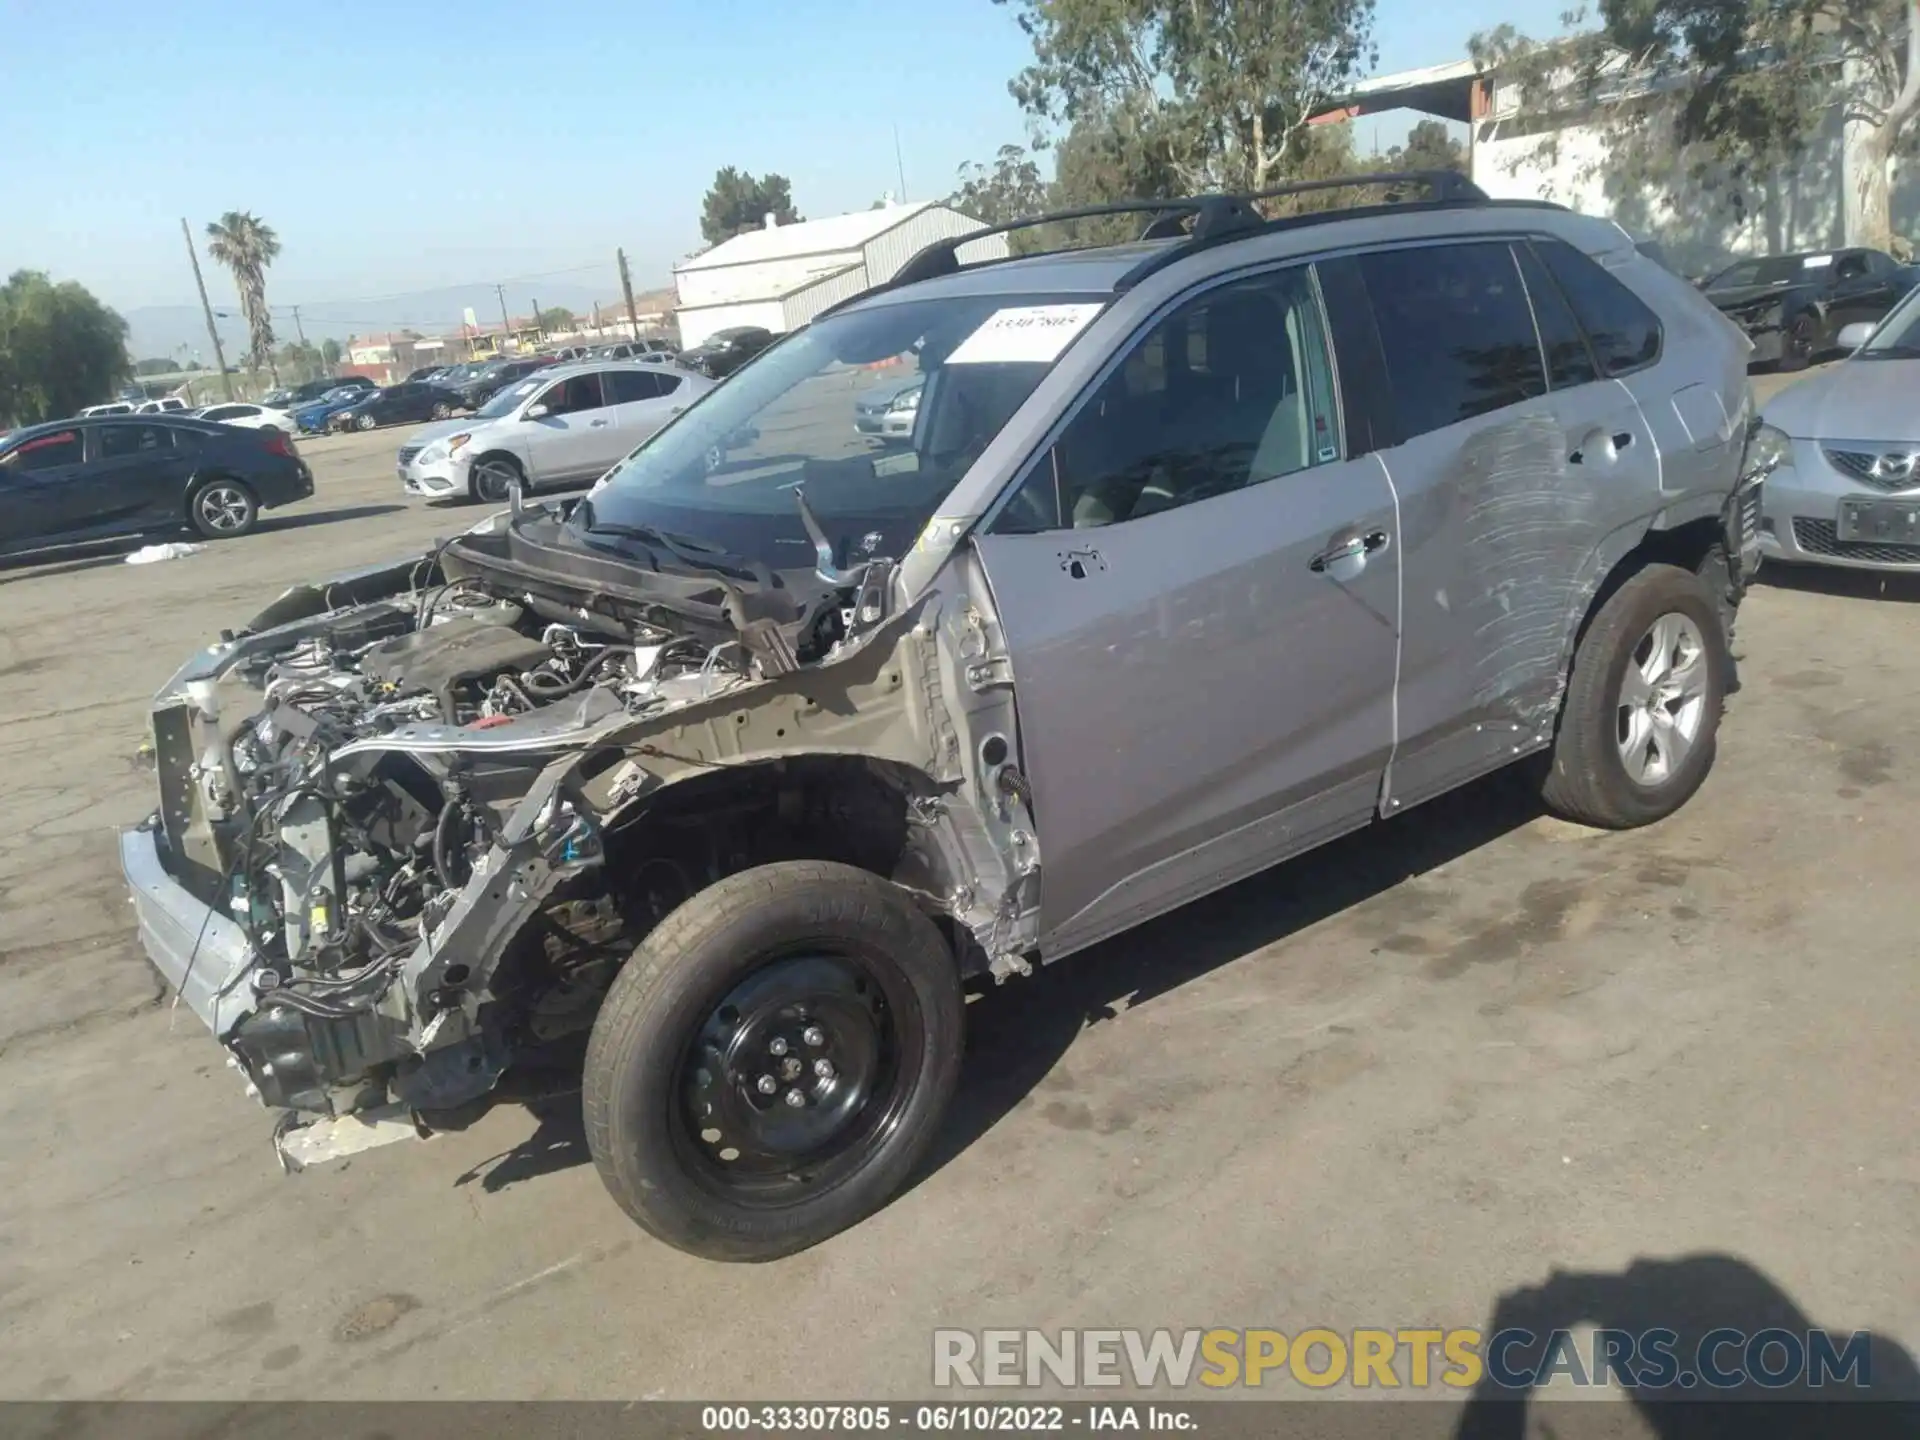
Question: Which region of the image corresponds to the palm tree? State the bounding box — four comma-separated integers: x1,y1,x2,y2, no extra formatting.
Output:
204,211,282,382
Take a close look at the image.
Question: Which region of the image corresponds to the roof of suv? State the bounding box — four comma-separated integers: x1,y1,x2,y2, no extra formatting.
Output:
840,190,1633,313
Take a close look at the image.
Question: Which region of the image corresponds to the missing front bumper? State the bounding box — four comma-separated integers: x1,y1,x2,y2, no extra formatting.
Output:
120,816,256,1039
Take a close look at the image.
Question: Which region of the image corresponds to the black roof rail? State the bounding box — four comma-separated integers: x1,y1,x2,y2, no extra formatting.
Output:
884,198,1224,290
818,170,1542,318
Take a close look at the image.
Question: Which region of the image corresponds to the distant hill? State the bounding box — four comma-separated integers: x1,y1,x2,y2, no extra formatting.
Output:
122,277,676,358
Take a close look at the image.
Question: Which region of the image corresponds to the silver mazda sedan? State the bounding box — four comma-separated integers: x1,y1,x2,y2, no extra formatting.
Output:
1758,291,1920,570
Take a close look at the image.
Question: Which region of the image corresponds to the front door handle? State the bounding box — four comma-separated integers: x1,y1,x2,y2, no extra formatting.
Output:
590,419,610,428
1309,529,1389,574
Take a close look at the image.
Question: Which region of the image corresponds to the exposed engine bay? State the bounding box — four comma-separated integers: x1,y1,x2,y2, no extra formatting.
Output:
127,513,1041,1159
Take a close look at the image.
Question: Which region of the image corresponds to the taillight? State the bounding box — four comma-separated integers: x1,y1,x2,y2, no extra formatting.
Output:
264,430,294,457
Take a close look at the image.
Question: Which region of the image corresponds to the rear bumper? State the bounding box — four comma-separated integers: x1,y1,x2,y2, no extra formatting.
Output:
119,817,254,1040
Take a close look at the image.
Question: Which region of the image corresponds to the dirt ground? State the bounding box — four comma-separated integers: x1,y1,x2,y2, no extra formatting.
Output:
1,377,1915,1409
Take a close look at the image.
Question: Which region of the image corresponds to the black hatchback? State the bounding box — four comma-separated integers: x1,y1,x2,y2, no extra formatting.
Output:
0,415,313,556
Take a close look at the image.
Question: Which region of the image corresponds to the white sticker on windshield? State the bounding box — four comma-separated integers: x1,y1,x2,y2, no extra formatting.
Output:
947,304,1104,365
1803,254,1834,268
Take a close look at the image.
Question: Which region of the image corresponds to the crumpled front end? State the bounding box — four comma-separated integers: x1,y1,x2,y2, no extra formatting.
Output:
121,520,1042,1156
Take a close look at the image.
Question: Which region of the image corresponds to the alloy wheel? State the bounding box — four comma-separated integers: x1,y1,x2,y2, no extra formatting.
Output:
1616,611,1708,786
195,484,253,535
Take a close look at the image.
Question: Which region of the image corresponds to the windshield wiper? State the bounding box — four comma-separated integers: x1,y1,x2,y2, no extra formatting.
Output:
584,521,756,581
794,484,857,583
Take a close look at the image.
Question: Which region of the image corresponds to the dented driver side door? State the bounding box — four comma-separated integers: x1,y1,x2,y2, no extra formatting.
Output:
1344,240,1661,814
973,262,1400,960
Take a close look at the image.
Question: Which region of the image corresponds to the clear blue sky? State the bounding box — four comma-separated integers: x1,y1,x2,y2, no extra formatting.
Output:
0,0,1569,335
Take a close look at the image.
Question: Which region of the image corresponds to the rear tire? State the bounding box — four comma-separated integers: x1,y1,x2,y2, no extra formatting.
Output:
187,478,259,540
583,861,964,1262
430,402,451,419
1542,563,1726,829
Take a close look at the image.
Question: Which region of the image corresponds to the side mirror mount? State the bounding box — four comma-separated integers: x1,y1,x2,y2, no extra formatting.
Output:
1838,322,1875,353
524,403,551,420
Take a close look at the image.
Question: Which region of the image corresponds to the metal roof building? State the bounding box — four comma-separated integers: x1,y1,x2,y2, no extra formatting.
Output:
672,201,1008,348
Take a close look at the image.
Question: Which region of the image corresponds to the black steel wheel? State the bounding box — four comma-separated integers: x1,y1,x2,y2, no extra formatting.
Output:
584,861,963,1261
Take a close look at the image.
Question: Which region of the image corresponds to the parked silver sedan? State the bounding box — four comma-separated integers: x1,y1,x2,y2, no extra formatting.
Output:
397,360,712,502
1758,293,1920,570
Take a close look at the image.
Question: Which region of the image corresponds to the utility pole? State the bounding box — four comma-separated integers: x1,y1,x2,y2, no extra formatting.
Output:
893,125,909,202
617,248,642,339
182,217,235,401
495,284,512,348
532,296,543,342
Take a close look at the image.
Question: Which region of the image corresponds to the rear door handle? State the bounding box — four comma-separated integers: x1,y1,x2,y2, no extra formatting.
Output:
1309,529,1389,573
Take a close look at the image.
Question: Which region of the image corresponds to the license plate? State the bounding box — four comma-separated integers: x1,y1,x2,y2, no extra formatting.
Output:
1837,498,1920,543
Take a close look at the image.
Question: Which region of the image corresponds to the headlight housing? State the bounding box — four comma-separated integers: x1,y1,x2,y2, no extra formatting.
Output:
888,387,922,414
446,432,473,456
1744,422,1791,479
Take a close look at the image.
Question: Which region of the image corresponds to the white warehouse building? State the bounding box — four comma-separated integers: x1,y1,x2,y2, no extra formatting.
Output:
672,201,1009,349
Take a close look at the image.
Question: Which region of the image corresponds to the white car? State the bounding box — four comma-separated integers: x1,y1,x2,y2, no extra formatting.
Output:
78,401,136,417
195,401,296,433
134,396,190,414
398,360,711,502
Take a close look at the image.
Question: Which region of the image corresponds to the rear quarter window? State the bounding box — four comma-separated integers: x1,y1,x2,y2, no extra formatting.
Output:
1533,238,1664,376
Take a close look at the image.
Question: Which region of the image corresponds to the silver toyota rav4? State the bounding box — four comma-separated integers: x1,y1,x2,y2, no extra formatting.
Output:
121,174,1769,1261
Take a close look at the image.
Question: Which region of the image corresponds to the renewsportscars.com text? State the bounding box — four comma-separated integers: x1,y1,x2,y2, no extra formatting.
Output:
933,1327,1875,1392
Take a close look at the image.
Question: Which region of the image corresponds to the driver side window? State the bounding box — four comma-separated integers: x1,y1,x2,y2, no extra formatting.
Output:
990,266,1340,532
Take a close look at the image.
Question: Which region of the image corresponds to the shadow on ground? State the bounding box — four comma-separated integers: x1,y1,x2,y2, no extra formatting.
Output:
1455,1252,1920,1438
451,770,1547,1204
256,502,406,534
0,504,411,583
914,767,1545,1190
1757,563,1920,605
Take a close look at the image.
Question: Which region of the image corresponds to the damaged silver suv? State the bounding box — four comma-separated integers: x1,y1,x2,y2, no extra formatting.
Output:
122,174,1769,1261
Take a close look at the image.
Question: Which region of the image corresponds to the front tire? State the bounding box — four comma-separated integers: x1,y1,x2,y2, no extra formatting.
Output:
468,454,523,503
187,478,259,539
1542,563,1727,828
356,412,377,431
583,861,964,1262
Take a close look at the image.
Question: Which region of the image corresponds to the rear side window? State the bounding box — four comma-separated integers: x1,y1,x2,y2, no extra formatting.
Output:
1358,241,1547,442
1515,243,1599,390
1534,238,1663,375
605,369,669,403
97,424,171,459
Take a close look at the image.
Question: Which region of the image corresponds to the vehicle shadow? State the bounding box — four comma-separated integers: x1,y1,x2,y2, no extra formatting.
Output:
0,542,134,584
1756,563,1920,604
1454,1252,1920,1438
257,502,406,533
453,769,1548,1205
910,766,1548,1193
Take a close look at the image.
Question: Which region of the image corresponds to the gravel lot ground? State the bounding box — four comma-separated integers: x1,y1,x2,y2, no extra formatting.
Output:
0,373,1914,1414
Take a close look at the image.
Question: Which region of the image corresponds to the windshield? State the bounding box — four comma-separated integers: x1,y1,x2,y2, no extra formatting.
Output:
476,377,544,419
572,290,1105,573
1709,255,1828,288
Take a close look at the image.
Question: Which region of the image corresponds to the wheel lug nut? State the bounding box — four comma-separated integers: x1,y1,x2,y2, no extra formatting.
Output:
784,1088,806,1108
756,1074,777,1095
768,1037,789,1056
814,1058,835,1079
802,1026,825,1047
